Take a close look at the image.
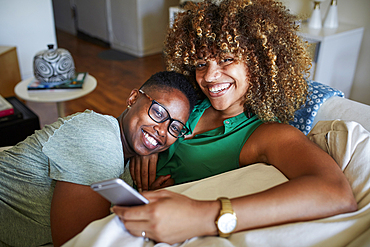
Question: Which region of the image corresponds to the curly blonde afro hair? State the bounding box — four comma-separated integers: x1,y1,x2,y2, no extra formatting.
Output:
164,0,311,123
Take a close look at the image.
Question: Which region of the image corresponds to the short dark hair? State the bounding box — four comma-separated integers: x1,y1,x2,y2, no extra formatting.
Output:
140,71,198,114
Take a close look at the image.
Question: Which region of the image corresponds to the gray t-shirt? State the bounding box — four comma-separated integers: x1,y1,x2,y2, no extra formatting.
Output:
0,110,125,247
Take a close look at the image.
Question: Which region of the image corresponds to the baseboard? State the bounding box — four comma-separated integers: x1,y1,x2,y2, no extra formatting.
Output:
77,30,110,48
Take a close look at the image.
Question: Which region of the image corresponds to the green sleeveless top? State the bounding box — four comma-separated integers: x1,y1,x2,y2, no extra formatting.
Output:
156,98,263,185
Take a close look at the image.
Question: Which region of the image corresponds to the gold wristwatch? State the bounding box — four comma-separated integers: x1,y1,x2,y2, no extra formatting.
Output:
215,197,237,237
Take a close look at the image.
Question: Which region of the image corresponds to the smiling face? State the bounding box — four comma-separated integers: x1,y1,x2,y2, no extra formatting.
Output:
195,55,250,116
120,87,190,158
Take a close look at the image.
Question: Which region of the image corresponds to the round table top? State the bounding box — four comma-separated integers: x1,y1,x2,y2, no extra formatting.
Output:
14,75,97,103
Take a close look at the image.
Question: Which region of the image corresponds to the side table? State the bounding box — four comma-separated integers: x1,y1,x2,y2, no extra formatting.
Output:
0,97,40,146
0,46,21,98
298,22,364,97
14,75,97,117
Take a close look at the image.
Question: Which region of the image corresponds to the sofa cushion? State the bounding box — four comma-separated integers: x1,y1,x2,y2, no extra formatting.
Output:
290,80,344,135
313,97,370,133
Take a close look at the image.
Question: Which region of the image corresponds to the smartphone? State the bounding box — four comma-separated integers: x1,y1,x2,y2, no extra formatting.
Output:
91,178,149,206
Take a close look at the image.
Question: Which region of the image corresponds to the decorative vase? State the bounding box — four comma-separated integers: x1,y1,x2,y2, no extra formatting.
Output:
324,0,338,28
33,44,75,83
308,0,325,29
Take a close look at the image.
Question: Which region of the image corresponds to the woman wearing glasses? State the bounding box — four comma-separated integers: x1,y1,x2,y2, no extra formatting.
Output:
116,0,357,245
0,71,197,247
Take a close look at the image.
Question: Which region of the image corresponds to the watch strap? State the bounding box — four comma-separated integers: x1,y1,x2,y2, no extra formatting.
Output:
218,197,234,214
216,197,237,237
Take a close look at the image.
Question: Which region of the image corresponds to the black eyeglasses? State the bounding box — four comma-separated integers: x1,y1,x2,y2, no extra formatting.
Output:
139,90,189,138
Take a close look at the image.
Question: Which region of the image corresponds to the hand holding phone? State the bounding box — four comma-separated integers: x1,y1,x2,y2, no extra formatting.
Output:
91,178,149,206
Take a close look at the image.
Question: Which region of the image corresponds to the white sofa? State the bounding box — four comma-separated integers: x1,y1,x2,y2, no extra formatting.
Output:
313,96,370,132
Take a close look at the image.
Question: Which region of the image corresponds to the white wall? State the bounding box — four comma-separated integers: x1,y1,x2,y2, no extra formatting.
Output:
0,0,57,80
336,0,370,105
52,0,179,57
109,0,179,57
140,0,177,55
108,0,140,55
52,0,76,35
76,0,109,42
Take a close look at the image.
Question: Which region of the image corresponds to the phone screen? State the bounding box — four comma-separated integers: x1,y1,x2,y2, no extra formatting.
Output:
91,178,149,206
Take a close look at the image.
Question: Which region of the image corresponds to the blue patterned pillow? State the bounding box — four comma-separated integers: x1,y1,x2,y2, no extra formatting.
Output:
289,80,344,135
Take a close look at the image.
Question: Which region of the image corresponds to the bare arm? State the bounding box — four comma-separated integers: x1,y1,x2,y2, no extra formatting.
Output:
50,181,111,247
113,123,357,244
233,123,357,230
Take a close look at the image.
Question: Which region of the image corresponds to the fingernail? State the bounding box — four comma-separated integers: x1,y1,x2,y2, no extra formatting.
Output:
138,188,143,193
110,207,114,213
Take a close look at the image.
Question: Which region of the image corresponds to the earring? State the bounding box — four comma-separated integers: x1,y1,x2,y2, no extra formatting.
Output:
127,105,131,109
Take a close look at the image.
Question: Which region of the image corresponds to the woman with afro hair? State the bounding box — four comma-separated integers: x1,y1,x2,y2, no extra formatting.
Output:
113,0,357,244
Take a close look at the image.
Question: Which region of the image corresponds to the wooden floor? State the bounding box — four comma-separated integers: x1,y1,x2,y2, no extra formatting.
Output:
29,29,166,127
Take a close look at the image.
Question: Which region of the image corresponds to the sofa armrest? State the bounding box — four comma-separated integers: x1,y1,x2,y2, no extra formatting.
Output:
313,97,370,132
0,146,12,152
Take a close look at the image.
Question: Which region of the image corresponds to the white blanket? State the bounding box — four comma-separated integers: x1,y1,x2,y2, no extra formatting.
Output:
64,120,370,247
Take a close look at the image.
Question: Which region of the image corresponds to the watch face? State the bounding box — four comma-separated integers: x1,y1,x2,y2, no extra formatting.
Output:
218,213,237,234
